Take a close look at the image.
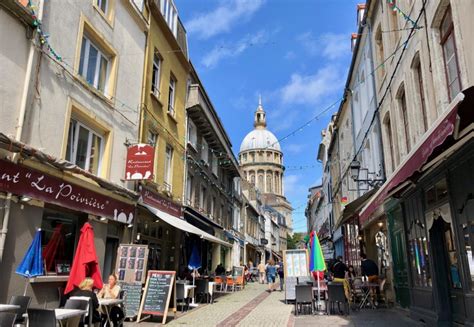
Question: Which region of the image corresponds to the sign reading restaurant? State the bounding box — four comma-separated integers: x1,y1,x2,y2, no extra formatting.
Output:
0,159,135,223
139,185,182,218
125,144,155,180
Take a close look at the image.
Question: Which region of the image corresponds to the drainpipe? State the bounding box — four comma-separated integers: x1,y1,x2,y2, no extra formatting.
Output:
0,0,44,262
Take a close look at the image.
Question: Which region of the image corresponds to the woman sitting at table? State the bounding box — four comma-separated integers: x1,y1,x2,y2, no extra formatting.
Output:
98,274,124,327
71,277,101,325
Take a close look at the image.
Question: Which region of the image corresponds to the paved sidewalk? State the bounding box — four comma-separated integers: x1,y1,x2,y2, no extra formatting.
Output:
124,282,421,327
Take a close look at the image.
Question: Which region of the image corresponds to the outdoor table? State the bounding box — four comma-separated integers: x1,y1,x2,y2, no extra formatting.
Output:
355,282,379,309
99,298,123,325
0,304,19,312
24,308,87,327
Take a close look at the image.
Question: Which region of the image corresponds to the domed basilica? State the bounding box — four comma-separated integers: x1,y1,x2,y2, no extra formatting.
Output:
239,98,293,233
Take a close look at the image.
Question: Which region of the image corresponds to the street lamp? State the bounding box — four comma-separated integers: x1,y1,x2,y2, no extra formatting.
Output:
349,160,384,187
350,160,361,180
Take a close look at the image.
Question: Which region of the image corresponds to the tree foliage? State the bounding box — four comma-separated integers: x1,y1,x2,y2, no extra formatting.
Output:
287,232,306,249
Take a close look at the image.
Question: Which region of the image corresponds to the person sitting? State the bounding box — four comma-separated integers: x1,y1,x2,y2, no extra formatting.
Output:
98,274,124,327
215,263,226,276
71,277,101,325
331,256,350,301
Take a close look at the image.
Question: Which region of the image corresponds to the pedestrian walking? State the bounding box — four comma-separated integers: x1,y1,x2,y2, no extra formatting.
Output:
266,259,277,291
257,261,266,284
277,261,284,291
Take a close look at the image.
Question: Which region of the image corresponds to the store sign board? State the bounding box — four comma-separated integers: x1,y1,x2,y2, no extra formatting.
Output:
260,238,268,245
0,159,134,223
140,186,182,218
125,144,154,180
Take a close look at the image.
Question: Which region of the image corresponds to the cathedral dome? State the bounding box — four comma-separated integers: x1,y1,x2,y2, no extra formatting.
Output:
240,129,281,152
239,97,281,153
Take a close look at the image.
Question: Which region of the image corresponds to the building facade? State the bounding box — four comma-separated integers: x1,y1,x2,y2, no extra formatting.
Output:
0,0,147,306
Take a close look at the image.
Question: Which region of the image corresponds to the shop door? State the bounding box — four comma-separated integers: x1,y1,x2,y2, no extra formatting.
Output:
388,209,410,308
429,216,466,324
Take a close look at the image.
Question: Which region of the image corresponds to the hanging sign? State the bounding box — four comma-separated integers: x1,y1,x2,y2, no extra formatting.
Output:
125,144,154,180
0,159,134,223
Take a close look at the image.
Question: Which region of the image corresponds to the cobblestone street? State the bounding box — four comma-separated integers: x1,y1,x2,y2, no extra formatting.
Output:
125,282,422,326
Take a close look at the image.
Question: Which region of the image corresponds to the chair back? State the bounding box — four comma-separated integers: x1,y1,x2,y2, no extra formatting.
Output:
214,276,224,285
64,299,88,310
327,283,346,302
226,276,235,285
195,279,209,294
26,309,57,327
118,289,125,299
0,312,16,327
176,282,185,301
69,296,93,327
235,276,244,285
295,284,313,303
9,295,31,323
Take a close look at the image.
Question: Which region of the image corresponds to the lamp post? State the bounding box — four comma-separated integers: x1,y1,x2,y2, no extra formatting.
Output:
349,160,384,187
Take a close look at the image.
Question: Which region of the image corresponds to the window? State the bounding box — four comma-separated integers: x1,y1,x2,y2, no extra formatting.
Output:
383,114,397,172
210,197,215,217
151,53,161,96
96,0,108,14
79,36,110,93
199,185,206,210
266,173,272,193
201,138,209,163
132,0,144,11
168,76,176,115
413,58,428,132
164,145,173,190
399,88,411,152
147,130,157,146
375,25,385,80
187,120,197,148
211,154,218,176
160,0,178,36
408,215,431,287
389,5,399,44
440,7,461,101
41,208,85,273
186,175,193,205
66,119,104,175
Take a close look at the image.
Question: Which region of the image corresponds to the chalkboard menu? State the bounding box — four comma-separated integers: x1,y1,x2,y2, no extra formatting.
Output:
232,266,244,278
137,270,175,324
121,282,142,319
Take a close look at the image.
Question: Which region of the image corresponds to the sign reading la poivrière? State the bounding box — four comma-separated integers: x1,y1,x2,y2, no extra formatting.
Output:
0,159,134,223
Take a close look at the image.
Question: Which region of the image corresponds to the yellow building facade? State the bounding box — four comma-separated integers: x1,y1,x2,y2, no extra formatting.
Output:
140,1,189,201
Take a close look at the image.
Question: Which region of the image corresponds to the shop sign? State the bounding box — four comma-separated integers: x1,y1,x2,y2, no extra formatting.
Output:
260,238,268,245
0,159,134,223
140,186,182,218
125,144,154,180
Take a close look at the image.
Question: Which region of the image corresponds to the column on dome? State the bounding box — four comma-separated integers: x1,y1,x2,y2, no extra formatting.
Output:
258,170,264,191
274,172,278,195
266,170,272,193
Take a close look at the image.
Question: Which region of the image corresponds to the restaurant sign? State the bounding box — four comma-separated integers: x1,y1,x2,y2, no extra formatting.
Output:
0,159,134,223
125,144,154,180
140,185,182,218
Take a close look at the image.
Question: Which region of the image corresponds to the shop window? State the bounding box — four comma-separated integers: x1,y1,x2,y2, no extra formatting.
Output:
408,217,431,287
445,227,462,289
461,223,474,290
41,209,84,273
66,119,104,175
426,178,449,209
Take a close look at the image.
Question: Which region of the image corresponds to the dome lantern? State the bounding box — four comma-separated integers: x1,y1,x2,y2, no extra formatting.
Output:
254,95,267,129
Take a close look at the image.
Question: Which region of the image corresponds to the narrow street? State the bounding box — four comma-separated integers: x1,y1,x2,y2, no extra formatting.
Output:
125,282,421,327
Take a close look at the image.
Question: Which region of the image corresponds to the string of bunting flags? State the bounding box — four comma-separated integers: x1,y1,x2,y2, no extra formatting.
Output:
387,0,418,27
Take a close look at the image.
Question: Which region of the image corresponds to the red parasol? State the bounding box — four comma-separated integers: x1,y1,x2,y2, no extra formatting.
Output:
42,224,65,272
64,222,103,294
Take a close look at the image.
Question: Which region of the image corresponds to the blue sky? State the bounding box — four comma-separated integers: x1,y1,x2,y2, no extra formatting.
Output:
175,0,360,232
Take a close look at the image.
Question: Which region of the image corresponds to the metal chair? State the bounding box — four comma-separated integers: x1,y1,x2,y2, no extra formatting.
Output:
327,283,349,315
69,296,94,326
64,298,88,325
195,279,211,304
9,295,31,324
214,276,225,291
26,308,57,327
295,284,314,316
176,282,188,312
0,312,16,327
234,276,244,291
225,276,235,292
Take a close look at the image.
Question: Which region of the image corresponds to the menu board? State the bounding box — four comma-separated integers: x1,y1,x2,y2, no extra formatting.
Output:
116,244,149,284
284,249,309,278
137,270,176,324
232,266,244,278
121,282,142,319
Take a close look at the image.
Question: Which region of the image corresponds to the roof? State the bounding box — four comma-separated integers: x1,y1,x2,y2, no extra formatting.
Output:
240,129,281,152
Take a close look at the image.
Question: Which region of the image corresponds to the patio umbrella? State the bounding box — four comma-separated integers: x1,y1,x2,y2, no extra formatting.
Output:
64,223,103,294
42,224,65,272
188,244,201,307
16,229,44,295
309,231,326,313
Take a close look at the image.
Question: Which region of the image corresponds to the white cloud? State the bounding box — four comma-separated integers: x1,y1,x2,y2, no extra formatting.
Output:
280,65,345,105
202,31,267,69
186,0,265,39
298,32,350,60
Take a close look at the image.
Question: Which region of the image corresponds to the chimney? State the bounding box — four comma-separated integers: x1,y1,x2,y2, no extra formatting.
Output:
351,33,358,52
357,3,366,26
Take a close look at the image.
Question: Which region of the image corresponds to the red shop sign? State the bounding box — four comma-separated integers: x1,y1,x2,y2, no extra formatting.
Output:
0,159,135,223
140,186,182,218
125,144,154,180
